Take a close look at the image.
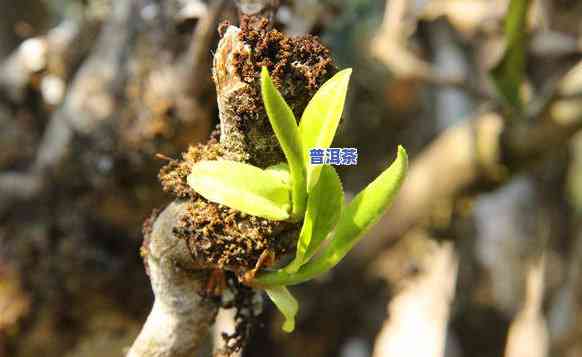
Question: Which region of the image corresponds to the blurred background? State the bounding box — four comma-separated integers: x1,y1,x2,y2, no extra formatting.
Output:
1,0,582,356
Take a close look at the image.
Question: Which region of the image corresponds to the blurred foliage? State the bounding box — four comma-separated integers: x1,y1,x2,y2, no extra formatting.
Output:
490,0,531,113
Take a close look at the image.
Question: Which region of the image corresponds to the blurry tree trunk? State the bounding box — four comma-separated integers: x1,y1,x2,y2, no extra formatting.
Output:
372,241,458,357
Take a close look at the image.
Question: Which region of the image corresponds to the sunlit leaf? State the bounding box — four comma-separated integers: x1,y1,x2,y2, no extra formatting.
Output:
299,69,352,190
187,160,291,220
284,165,343,273
261,67,307,220
265,162,291,185
255,146,408,286
265,285,299,333
490,0,531,111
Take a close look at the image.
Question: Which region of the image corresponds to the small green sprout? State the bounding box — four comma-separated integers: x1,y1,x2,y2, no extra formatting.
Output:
299,68,352,191
284,164,343,273
261,68,307,220
187,67,408,333
187,160,292,220
264,285,299,333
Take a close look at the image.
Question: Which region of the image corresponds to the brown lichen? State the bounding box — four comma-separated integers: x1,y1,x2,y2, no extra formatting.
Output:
173,199,296,272
236,15,335,92
158,139,225,199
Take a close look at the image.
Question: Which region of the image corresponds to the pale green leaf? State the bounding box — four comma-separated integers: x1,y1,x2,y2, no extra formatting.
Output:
299,69,352,190
261,67,307,219
255,146,408,286
265,286,299,333
284,165,343,273
265,162,290,185
187,160,291,220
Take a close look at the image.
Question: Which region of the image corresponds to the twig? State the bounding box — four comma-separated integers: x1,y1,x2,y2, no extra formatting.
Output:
504,256,548,357
184,0,227,99
173,0,227,143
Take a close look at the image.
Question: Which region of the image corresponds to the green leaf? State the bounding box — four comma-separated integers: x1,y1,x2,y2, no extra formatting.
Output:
265,162,291,185
265,286,299,333
490,0,531,111
284,165,343,273
255,146,408,286
261,67,307,220
187,160,291,220
299,69,352,190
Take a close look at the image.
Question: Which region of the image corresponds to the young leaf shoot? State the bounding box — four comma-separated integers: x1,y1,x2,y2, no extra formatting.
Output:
261,67,307,220
255,146,408,286
265,286,299,333
490,0,531,112
265,162,291,185
299,69,352,190
284,165,343,273
187,66,407,333
187,160,291,220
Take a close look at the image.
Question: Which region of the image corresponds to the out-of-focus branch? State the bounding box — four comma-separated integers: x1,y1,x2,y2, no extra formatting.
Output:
0,1,135,216
357,60,582,262
548,224,582,349
0,0,223,217
504,256,548,357
372,241,458,357
0,17,99,104
356,110,498,261
183,0,224,99
373,0,582,103
173,0,226,144
370,0,492,100
0,12,99,187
